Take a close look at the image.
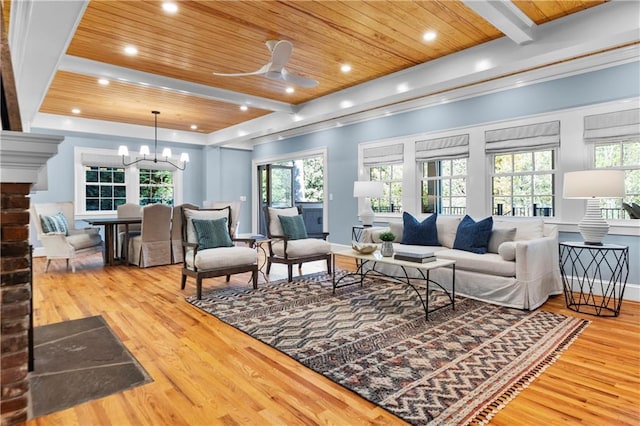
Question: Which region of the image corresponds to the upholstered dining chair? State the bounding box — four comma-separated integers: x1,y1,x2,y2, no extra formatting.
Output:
263,206,331,282
116,203,142,258
31,201,104,272
180,206,258,299
171,203,198,264
128,204,172,267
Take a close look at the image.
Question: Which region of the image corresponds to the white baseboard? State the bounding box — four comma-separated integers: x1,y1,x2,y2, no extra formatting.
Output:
565,277,639,302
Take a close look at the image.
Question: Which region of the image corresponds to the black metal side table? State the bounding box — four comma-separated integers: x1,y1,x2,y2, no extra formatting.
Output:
559,241,629,317
352,225,373,242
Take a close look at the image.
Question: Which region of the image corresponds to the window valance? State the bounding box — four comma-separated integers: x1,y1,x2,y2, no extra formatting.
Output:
485,120,560,153
81,153,126,168
415,134,469,160
583,108,640,143
362,143,404,166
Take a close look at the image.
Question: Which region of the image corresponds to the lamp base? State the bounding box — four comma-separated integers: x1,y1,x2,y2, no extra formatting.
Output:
578,198,609,245
359,197,375,226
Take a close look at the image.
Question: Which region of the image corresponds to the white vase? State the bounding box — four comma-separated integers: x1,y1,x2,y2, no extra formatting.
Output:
380,241,394,257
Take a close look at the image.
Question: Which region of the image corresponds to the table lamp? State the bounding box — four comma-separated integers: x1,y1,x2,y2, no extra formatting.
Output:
353,181,384,226
563,169,625,245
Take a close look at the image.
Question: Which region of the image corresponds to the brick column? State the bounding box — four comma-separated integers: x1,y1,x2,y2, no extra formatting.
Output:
1,183,32,425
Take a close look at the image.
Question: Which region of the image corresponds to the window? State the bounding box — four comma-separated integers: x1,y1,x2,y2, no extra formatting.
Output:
416,133,469,215
361,142,404,213
421,159,467,215
486,120,560,217
75,148,184,215
491,150,555,216
369,164,403,213
139,169,174,205
594,138,640,219
85,166,127,211
585,108,640,219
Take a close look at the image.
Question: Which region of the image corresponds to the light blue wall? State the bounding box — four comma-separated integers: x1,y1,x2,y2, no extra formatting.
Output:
252,61,640,284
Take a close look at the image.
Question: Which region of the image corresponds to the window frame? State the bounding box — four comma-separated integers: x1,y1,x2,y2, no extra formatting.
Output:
419,157,468,215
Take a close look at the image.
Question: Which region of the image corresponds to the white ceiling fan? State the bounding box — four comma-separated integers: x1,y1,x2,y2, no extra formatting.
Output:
213,40,319,88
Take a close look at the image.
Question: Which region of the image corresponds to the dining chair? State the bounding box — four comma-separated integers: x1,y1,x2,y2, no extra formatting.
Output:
116,203,142,258
263,205,331,282
128,204,172,267
31,201,104,272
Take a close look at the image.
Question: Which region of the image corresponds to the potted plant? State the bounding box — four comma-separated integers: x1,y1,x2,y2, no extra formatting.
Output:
379,231,396,257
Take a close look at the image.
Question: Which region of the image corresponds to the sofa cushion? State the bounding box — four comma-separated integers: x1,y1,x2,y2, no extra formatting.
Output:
278,214,308,240
188,246,257,270
437,216,461,248
436,249,516,277
192,218,233,249
453,215,493,254
66,231,102,250
401,212,440,246
493,217,544,240
488,227,516,254
272,238,331,258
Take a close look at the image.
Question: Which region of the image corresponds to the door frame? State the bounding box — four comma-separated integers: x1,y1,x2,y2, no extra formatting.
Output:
251,147,329,234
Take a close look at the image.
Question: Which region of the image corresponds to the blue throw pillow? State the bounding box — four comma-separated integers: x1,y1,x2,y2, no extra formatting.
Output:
401,212,440,246
278,215,308,240
453,215,493,254
192,218,233,249
40,212,69,235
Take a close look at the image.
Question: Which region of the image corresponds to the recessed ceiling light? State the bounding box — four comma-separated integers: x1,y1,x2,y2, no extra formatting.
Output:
396,83,409,93
475,59,491,72
98,78,109,86
340,100,353,109
162,2,178,13
423,31,437,42
71,108,81,114
124,45,138,56
285,87,295,94
341,64,351,73
190,124,198,130
240,105,248,111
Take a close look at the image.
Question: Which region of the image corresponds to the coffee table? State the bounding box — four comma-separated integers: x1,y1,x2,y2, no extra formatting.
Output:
331,243,456,319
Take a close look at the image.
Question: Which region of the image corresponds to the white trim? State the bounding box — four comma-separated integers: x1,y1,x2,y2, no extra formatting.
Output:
251,147,329,234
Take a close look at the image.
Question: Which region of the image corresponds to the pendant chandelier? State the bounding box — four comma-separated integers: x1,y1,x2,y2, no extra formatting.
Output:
118,110,189,171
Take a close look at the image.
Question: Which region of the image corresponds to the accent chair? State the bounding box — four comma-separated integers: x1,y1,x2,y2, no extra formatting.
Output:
263,205,331,282
180,206,258,299
31,201,104,272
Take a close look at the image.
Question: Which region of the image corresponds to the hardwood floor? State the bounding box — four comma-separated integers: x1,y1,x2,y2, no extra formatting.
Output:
27,254,639,425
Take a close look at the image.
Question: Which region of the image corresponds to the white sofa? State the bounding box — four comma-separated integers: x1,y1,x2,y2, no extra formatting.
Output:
361,215,562,310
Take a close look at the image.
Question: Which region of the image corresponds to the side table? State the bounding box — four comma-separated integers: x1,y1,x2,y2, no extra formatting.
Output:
352,225,372,242
235,233,270,282
559,241,629,317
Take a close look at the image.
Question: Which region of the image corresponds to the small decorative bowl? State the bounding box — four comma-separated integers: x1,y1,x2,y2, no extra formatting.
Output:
352,241,377,254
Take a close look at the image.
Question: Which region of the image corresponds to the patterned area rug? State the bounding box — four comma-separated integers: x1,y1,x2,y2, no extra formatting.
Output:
187,273,588,425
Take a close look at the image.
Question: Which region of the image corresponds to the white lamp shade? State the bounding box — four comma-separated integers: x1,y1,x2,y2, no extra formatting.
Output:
180,153,190,163
139,145,150,156
353,181,384,198
563,169,625,199
118,145,129,156
162,148,172,158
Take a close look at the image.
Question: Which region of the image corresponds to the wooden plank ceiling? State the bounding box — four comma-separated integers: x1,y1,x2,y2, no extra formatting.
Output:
38,0,606,134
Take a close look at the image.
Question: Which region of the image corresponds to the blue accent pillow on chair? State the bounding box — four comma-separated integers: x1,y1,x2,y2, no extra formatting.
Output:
278,215,308,240
40,212,69,235
453,215,493,254
192,218,234,249
401,212,440,246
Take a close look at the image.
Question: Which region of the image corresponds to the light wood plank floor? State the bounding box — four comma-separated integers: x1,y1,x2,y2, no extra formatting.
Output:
26,253,639,425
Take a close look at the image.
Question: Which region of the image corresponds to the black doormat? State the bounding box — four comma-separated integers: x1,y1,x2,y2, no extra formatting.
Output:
29,315,152,419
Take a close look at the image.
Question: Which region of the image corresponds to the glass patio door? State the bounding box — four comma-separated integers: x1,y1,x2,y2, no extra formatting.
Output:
258,164,294,235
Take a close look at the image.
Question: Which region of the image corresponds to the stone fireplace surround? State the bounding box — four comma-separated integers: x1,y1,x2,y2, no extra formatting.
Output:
1,131,63,425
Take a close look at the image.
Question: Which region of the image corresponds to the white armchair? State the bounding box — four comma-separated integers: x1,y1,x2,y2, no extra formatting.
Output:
31,201,104,272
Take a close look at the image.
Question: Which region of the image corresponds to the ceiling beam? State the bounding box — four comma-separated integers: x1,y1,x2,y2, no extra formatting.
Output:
462,0,536,45
59,55,297,114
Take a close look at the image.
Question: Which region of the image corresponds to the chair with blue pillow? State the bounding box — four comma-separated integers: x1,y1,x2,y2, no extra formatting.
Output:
31,201,104,272
180,206,258,299
263,206,331,282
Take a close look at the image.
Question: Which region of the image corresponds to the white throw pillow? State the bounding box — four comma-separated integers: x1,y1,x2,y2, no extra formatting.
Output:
498,241,517,261
437,216,461,248
488,227,517,254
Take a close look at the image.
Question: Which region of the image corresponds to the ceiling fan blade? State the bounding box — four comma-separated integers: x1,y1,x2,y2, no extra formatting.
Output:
213,62,271,77
282,68,318,87
270,40,293,70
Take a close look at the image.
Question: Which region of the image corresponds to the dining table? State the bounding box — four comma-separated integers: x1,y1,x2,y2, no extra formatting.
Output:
83,217,142,266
